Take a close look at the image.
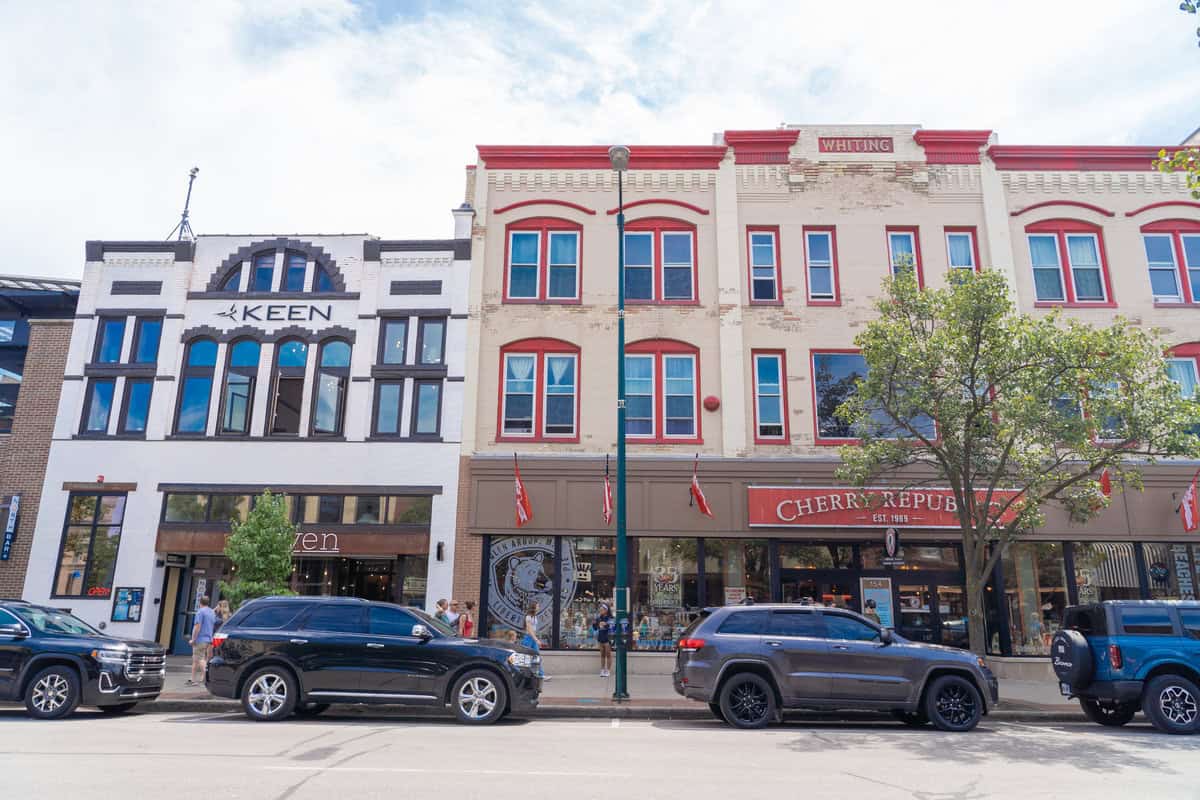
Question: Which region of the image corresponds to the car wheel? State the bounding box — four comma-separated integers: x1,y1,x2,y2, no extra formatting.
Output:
1142,674,1200,735
924,675,983,732
718,673,775,730
241,666,297,722
891,709,929,727
708,702,726,722
452,670,507,725
24,665,82,720
293,702,330,718
1079,698,1137,727
98,702,139,715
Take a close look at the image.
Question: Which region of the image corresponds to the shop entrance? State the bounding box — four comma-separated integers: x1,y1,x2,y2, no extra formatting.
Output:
895,582,968,648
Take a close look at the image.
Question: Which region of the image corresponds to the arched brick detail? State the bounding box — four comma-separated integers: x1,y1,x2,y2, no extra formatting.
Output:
205,238,347,293
179,323,356,344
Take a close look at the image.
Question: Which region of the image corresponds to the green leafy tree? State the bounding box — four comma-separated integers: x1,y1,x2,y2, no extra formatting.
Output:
1156,3,1200,192
222,491,296,608
836,270,1200,653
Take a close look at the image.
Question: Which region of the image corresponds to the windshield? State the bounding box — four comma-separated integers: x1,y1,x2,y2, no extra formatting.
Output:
410,607,457,637
14,607,100,636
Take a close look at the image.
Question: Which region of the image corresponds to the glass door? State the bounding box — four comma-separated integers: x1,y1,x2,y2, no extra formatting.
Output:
896,583,936,643
936,584,969,649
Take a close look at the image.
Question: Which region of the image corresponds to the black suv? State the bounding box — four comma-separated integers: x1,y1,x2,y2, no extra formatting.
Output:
674,604,998,731
206,596,542,724
0,599,166,719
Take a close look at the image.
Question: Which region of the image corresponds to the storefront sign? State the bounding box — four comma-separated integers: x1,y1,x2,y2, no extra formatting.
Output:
1173,545,1195,600
1,494,19,561
215,303,333,323
111,587,144,623
748,486,1021,529
859,577,895,628
881,527,905,567
403,576,427,594
724,587,746,605
649,564,682,607
293,531,339,554
575,561,592,582
819,137,894,154
487,536,577,636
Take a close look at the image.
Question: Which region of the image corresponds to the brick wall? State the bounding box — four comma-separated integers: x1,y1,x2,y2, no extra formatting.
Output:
451,455,483,606
0,319,73,598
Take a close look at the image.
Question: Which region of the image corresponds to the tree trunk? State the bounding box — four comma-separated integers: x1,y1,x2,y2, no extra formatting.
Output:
964,566,988,655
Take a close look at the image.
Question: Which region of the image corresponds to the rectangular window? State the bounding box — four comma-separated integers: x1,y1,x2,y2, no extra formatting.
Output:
164,493,207,522
271,377,304,435
946,230,977,271
749,229,780,303
1144,234,1182,301
53,494,125,599
887,229,919,280
1185,235,1200,301
811,351,935,442
384,496,433,524
543,354,576,436
804,229,836,302
209,494,251,524
547,231,579,300
502,354,535,435
1182,609,1200,640
999,542,1068,656
119,378,152,434
379,319,408,365
625,355,655,436
1120,607,1175,636
0,320,15,343
753,352,786,441
177,376,213,434
94,317,126,364
417,318,445,365
373,380,403,436
81,378,115,434
284,253,307,292
1066,234,1105,301
662,354,696,437
252,252,274,292
507,231,540,299
411,380,441,436
623,232,654,301
1072,542,1141,603
1167,358,1198,400
661,232,694,301
131,318,162,364
632,537,700,650
1028,234,1065,301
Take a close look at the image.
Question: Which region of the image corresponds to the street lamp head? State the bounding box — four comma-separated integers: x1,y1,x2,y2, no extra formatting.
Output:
608,145,631,172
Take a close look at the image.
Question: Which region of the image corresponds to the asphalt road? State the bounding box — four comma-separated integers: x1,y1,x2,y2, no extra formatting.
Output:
1,708,1197,800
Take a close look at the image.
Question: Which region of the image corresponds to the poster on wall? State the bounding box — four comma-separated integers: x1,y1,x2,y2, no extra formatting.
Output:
487,536,577,637
111,587,144,622
859,577,895,628
650,564,682,607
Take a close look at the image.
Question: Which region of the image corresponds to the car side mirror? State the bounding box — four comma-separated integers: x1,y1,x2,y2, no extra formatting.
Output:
0,623,28,639
878,628,893,645
411,624,432,641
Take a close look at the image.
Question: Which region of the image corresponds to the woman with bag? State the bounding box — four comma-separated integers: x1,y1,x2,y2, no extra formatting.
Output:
521,600,548,680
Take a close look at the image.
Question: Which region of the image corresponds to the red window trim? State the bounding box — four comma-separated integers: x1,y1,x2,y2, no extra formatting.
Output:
502,217,583,305
803,225,841,306
624,218,699,306
1025,218,1117,308
746,225,783,306
751,349,790,445
885,226,924,288
496,337,581,443
625,338,702,444
1141,219,1200,306
944,226,982,274
809,348,864,446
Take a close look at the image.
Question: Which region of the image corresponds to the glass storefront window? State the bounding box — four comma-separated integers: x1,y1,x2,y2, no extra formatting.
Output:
386,496,433,524
861,544,959,571
633,538,700,651
704,538,769,607
1071,542,1141,604
1142,543,1198,600
779,544,854,570
486,536,561,642
209,495,250,524
559,537,615,649
1001,542,1068,655
164,493,207,522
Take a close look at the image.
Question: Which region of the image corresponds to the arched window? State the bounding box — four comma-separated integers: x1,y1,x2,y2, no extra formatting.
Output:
314,265,334,292
312,339,351,436
219,268,242,292
219,339,260,435
270,339,308,435
250,251,275,292
623,218,698,304
283,251,308,292
504,217,582,302
175,338,217,434
624,339,700,443
1024,219,1114,306
497,338,580,442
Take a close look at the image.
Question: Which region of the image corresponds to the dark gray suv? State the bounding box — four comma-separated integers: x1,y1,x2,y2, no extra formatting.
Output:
673,604,998,731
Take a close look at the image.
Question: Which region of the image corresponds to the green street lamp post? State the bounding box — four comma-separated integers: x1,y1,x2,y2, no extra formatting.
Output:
609,144,631,701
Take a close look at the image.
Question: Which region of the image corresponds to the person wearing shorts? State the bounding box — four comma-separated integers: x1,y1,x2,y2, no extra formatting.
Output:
187,595,216,686
594,603,613,678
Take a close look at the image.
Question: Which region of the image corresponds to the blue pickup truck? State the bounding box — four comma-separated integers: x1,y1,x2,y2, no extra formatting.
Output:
1052,601,1200,734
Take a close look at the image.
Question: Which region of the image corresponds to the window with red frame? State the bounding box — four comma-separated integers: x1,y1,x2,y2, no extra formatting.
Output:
804,227,838,303
1025,220,1114,305
886,227,923,286
1141,220,1200,304
505,219,581,302
945,227,980,272
498,339,579,440
752,351,788,442
747,227,781,303
624,340,700,442
1167,343,1200,435
623,219,697,303
811,350,935,443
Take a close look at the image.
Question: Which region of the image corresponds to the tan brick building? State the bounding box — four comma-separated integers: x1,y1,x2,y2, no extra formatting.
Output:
452,126,1200,660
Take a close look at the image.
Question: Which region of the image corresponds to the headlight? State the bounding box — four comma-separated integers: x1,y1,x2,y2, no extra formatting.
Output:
92,649,127,665
507,652,535,668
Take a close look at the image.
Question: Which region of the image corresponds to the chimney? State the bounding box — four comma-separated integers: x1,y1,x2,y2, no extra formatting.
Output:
452,202,474,239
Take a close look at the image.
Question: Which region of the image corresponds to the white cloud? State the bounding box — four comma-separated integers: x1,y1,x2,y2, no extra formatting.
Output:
1,0,1197,279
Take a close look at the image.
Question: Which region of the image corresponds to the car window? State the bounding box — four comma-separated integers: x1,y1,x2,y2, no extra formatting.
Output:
1064,606,1107,636
301,605,366,634
822,614,880,642
717,610,768,635
768,611,824,638
1120,607,1175,635
370,607,417,637
1181,609,1200,640
408,607,456,637
239,604,304,630
13,606,97,635
0,608,23,628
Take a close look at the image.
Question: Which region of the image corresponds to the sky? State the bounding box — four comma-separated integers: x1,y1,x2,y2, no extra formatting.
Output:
2,0,1198,279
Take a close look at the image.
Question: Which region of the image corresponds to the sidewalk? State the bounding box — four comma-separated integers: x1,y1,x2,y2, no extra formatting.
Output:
151,657,1080,719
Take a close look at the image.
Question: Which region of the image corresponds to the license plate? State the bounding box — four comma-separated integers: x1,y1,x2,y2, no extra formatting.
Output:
1059,682,1072,696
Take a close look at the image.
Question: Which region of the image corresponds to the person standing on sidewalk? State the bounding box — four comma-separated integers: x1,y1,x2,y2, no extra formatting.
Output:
460,601,475,638
434,598,451,626
186,596,216,686
522,600,548,680
593,603,613,678
215,599,232,631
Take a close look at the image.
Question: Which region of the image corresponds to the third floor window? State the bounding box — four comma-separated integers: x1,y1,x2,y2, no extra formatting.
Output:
623,219,697,304
1025,220,1113,306
505,219,581,302
1141,221,1200,304
499,338,579,441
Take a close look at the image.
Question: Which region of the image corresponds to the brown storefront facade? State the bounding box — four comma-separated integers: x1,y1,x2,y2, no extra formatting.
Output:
453,456,1200,656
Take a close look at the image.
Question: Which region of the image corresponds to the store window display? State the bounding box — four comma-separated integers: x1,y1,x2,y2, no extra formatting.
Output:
1001,542,1068,655
631,538,700,651
1071,542,1141,603
704,538,769,607
1142,543,1198,601
559,537,616,649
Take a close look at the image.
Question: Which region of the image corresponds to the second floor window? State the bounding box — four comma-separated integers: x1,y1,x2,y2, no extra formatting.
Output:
498,338,579,441
220,340,260,435
624,340,699,442
411,379,442,436
119,378,152,435
1141,221,1200,303
270,339,308,435
623,220,697,303
946,229,978,272
752,351,787,442
417,318,445,365
379,319,408,364
812,350,936,443
176,338,217,434
1025,221,1112,305
251,252,275,292
505,220,581,302
81,378,115,433
131,317,162,364
805,228,837,303
94,317,125,363
886,228,923,285
748,227,780,303
312,340,350,435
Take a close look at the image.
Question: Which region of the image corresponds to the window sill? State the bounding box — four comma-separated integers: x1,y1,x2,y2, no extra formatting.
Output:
83,363,158,377
748,300,784,308
496,435,581,444
186,291,360,300
365,435,446,443
1153,301,1198,308
502,297,582,305
753,437,791,445
371,365,448,379
1034,301,1118,309
626,299,701,307
626,436,704,446
806,299,842,307
814,437,860,446
73,432,147,440
163,434,349,442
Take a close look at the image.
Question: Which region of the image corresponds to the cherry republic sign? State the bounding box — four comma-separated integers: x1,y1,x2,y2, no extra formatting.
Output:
747,486,1022,529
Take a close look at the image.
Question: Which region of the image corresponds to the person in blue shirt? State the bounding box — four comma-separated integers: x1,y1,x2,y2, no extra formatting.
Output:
593,603,613,678
187,595,217,687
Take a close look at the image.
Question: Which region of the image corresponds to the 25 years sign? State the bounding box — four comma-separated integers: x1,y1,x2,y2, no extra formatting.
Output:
747,486,1022,529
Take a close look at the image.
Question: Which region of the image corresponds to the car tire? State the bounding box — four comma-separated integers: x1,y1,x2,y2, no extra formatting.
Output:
241,666,298,722
452,670,508,725
98,702,139,715
718,672,776,730
1079,698,1136,727
1142,674,1200,735
24,665,82,720
293,702,330,718
891,709,929,727
924,675,983,732
708,702,726,722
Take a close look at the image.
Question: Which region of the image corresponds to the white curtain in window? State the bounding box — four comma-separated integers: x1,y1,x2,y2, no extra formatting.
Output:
1167,358,1198,399
947,235,973,267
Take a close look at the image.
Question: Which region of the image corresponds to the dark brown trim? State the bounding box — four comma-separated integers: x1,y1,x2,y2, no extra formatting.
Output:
446,376,465,382
116,377,153,436
364,238,471,260
110,281,163,296
84,363,157,377
351,376,371,383
63,375,84,382
450,313,468,320
186,291,360,301
206,238,347,293
156,482,443,494
410,378,443,438
390,280,442,296
377,317,409,366
179,324,356,344
94,308,169,317
371,364,447,379
154,375,175,382
377,308,452,318
63,482,137,492
86,240,193,261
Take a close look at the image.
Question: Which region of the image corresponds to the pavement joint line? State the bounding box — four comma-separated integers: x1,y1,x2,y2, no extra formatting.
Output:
263,766,627,777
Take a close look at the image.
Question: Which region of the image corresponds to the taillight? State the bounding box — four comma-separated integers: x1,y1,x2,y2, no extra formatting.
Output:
212,632,228,652
1108,644,1123,670
677,638,705,652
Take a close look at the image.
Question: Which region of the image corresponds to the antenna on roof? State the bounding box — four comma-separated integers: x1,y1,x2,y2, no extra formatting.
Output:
166,167,199,241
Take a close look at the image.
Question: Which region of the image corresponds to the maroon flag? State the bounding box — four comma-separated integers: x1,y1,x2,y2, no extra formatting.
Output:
514,454,533,528
689,455,714,518
1181,470,1200,534
1099,468,1112,498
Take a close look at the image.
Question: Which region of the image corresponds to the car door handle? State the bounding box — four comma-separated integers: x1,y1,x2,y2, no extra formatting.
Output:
289,638,308,645
832,644,851,651
366,643,385,649
764,640,782,647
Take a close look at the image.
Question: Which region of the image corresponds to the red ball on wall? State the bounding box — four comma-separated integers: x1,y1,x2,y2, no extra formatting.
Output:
703,395,720,412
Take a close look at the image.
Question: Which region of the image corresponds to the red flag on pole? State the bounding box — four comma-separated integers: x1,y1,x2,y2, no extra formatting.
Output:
602,454,613,527
514,454,533,528
1099,468,1112,498
1180,470,1200,533
689,454,714,518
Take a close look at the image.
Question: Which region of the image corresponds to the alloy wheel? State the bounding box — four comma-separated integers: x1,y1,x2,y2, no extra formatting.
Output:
1158,685,1198,727
457,676,498,720
934,683,977,727
31,674,70,714
728,681,769,725
248,674,288,717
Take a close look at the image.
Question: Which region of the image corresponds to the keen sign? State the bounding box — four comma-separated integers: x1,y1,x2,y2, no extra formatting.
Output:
747,486,1022,529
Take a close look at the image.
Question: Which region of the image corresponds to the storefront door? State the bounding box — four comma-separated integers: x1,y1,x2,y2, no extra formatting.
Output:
171,567,210,656
895,583,967,647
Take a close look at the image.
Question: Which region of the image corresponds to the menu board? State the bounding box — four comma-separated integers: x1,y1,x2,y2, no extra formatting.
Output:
111,587,144,622
859,577,895,628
